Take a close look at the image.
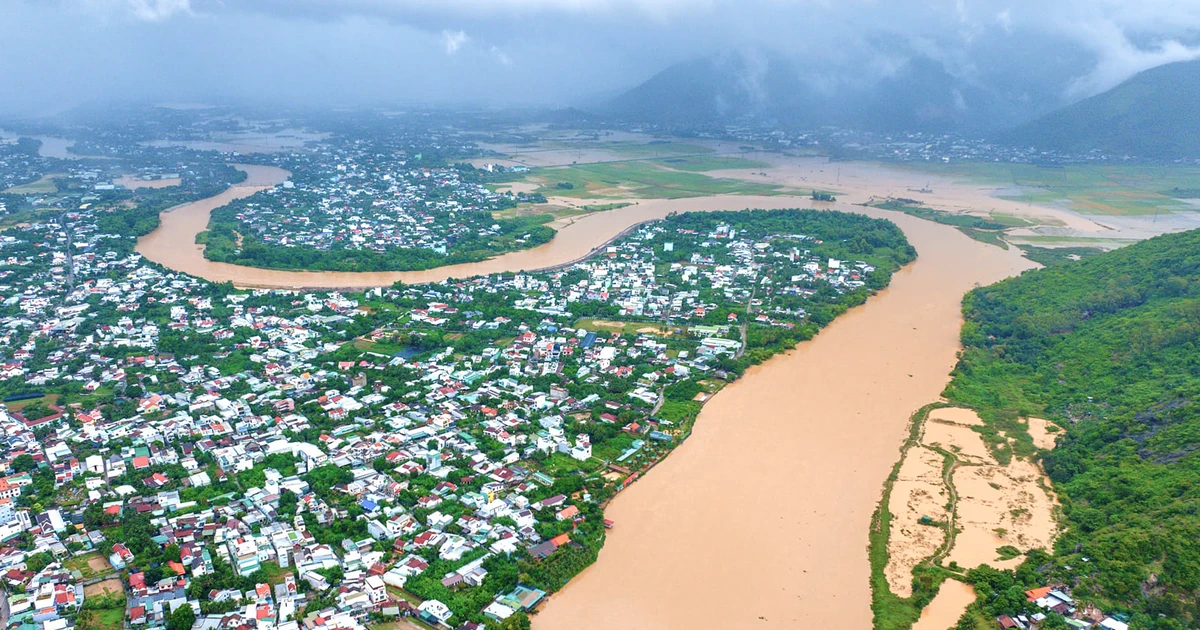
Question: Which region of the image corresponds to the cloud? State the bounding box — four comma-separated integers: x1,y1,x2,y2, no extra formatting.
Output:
130,0,191,20
3,0,1200,116
441,29,469,55
995,9,1011,34
1063,20,1200,98
490,46,513,67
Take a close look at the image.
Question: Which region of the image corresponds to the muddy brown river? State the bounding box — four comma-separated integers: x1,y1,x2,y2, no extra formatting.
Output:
136,162,1036,629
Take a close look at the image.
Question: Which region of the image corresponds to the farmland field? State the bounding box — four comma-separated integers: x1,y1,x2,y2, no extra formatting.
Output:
527,161,788,199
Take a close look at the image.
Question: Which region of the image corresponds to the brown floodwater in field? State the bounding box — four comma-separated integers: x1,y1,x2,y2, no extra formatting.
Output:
139,159,1039,629
912,581,978,630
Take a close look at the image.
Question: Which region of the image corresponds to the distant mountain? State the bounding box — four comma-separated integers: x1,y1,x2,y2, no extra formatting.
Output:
603,53,821,127
603,52,1023,133
850,56,1004,133
1005,59,1200,159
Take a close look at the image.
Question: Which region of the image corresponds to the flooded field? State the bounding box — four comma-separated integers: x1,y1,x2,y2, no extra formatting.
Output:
115,175,181,189
881,406,1060,624
912,581,978,630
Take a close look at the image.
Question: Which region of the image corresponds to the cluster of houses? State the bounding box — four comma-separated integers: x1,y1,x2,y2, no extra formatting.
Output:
219,143,521,257
995,587,1131,630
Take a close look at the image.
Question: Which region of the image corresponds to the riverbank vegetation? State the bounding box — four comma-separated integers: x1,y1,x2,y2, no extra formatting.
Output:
870,198,1028,249
870,403,959,630
1013,244,1104,267
939,228,1200,628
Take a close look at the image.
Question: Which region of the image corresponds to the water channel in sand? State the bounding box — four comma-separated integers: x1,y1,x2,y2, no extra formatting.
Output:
137,162,1038,629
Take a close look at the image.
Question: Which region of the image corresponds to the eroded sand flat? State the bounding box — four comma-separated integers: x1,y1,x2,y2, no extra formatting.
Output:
928,407,985,426
949,454,1058,571
886,445,949,597
923,420,993,465
882,407,1060,614
1026,417,1060,450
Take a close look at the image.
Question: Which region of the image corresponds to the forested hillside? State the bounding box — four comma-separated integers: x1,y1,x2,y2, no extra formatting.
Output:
1005,59,1200,159
943,228,1200,628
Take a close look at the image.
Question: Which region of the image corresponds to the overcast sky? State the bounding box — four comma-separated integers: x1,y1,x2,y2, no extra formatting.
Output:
3,0,1200,116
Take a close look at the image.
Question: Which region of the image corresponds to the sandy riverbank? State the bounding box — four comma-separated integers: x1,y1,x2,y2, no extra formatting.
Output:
882,406,1060,624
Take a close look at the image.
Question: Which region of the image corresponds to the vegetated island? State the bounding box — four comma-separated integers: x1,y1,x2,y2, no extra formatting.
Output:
877,227,1200,630
199,151,556,273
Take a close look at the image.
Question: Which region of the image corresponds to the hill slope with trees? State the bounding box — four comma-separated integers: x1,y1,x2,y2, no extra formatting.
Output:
943,228,1200,628
1005,59,1200,159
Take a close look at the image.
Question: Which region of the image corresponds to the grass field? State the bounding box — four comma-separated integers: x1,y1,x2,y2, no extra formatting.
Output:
530,161,786,200
1006,234,1138,249
78,605,125,630
65,552,114,579
258,560,294,584
352,338,411,355
574,317,673,336
3,392,59,411
4,174,59,194
906,162,1200,216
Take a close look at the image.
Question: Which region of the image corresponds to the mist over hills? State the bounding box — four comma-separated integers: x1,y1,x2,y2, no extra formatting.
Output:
598,51,1037,133
603,53,824,128
595,51,1200,159
1005,59,1200,159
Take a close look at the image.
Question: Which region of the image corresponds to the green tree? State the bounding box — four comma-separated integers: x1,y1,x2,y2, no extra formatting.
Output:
83,503,106,530
167,603,196,630
11,454,36,473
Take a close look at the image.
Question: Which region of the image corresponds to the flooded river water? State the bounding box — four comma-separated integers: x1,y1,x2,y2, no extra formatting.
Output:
533,205,1033,630
137,162,1036,629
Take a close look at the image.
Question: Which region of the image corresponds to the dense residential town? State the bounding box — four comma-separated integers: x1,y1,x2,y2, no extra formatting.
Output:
0,109,1155,630
0,135,913,630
